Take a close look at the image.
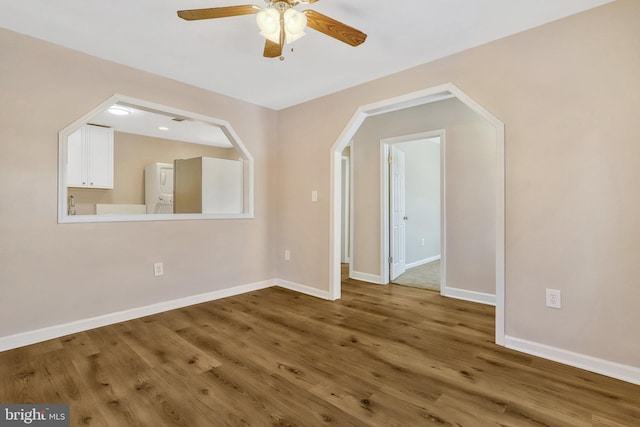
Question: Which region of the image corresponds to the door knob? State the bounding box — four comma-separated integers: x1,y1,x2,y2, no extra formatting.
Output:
403,216,408,220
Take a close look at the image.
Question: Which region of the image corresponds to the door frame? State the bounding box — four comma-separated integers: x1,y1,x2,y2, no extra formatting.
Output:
380,131,445,293
329,82,505,346
340,155,351,264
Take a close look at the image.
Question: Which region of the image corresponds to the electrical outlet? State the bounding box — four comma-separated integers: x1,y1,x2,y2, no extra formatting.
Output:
284,250,291,261
153,262,164,277
546,288,561,309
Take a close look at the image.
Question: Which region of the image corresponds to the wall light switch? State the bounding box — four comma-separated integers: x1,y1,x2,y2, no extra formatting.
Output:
153,262,164,277
311,190,318,202
284,250,291,261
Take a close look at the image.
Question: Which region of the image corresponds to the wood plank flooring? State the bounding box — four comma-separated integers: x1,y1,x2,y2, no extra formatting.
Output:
1,270,639,426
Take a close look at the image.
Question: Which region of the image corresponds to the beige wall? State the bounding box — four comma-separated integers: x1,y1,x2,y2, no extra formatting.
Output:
70,131,236,214
0,28,277,337
276,0,640,368
350,98,496,294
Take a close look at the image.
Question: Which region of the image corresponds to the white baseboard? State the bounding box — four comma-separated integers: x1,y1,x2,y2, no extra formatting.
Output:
0,280,274,352
441,286,496,306
350,270,386,285
0,278,337,353
406,255,441,269
275,279,332,300
504,335,640,386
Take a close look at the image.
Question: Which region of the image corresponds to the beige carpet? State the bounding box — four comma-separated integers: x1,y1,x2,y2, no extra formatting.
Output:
392,260,440,291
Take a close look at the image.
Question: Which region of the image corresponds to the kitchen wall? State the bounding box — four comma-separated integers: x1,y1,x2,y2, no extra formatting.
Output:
70,131,237,214
276,0,640,370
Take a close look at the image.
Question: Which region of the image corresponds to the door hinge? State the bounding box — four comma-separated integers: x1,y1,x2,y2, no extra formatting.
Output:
388,256,393,264
388,155,393,164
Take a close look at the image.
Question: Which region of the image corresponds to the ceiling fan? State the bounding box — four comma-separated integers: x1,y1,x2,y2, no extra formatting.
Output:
177,0,367,59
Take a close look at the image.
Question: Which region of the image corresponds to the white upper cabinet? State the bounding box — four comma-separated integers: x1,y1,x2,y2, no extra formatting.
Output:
66,126,86,188
67,124,114,189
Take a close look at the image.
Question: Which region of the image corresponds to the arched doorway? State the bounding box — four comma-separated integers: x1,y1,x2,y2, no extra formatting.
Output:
329,83,506,345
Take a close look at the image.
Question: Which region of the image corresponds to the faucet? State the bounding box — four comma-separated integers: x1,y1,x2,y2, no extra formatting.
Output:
68,195,76,215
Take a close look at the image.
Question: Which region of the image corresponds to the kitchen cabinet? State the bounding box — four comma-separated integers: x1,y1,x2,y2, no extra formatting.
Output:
67,124,114,189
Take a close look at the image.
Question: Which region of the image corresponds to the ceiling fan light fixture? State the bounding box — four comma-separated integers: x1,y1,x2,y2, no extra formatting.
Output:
256,7,280,42
283,8,306,43
284,8,306,34
285,30,305,44
259,29,281,44
177,2,367,58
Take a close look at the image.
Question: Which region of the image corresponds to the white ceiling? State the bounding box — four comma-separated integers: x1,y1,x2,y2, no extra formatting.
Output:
91,104,233,147
0,0,613,110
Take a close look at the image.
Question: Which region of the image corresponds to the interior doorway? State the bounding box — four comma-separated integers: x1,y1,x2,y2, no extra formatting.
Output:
383,132,443,292
329,83,505,346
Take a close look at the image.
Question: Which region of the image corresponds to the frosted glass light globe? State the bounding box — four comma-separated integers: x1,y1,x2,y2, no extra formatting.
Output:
257,7,281,43
283,8,307,43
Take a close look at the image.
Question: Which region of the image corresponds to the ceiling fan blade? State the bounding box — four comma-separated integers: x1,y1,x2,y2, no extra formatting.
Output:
303,10,367,47
263,39,282,58
177,5,261,21
264,16,286,58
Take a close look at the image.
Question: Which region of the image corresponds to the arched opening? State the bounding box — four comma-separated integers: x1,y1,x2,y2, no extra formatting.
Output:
58,94,254,223
329,83,505,345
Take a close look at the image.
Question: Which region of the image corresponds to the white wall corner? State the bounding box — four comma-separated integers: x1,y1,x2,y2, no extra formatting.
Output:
0,279,275,352
504,336,640,386
275,279,333,300
442,286,496,306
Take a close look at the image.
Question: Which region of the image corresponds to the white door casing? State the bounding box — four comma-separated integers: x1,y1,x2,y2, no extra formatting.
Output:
341,156,351,263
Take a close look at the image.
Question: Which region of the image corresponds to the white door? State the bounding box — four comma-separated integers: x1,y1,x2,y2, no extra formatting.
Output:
390,146,407,280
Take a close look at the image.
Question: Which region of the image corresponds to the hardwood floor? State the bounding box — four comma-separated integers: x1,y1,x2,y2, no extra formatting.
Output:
1,271,639,426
